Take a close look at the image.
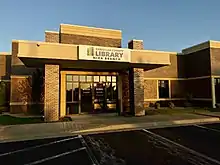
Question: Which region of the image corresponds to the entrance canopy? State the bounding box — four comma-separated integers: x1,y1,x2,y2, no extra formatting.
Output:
14,40,172,70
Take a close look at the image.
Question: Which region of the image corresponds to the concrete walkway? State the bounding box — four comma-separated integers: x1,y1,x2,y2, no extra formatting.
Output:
0,113,219,143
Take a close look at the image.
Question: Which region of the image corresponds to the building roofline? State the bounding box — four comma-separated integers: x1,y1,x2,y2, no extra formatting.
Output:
128,39,144,43
182,40,220,54
45,30,59,34
60,23,121,32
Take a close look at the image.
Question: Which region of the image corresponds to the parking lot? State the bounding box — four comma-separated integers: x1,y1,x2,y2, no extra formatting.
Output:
1,123,220,165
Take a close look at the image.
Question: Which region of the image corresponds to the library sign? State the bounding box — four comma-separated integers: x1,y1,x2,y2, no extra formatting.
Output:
78,45,131,62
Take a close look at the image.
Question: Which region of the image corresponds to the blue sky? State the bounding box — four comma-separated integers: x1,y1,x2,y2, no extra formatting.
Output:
1,0,220,52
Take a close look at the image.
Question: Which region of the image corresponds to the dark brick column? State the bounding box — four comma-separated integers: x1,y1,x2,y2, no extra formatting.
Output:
120,70,131,114
128,40,145,116
44,64,60,121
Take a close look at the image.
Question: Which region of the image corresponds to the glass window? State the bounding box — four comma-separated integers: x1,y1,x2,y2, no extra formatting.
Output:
79,75,86,82
112,76,116,82
158,80,169,98
66,82,72,102
94,76,99,82
72,83,79,101
107,76,111,82
73,75,79,82
100,76,106,82
86,76,92,82
66,75,72,81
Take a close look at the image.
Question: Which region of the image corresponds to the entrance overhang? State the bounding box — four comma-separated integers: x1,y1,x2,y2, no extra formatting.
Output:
14,40,173,70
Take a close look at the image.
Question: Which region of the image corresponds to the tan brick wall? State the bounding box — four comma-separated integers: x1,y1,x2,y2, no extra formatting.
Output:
186,78,211,98
128,40,144,50
184,48,211,78
133,68,144,116
44,64,59,121
45,31,59,43
60,33,121,47
10,76,32,113
170,80,186,98
144,54,182,78
210,48,220,75
0,54,11,80
144,80,157,99
11,42,35,75
0,56,6,78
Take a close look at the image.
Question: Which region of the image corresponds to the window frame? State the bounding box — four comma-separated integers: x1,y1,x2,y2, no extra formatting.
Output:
158,80,170,99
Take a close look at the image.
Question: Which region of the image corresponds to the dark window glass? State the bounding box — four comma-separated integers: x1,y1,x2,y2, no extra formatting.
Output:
158,80,169,98
66,82,72,102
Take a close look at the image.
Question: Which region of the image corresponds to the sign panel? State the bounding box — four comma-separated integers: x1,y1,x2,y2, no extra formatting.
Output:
78,45,131,62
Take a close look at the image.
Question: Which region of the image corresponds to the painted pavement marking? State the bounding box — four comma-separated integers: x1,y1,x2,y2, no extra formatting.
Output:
0,135,80,157
24,147,86,165
79,135,99,165
195,125,220,134
142,129,220,165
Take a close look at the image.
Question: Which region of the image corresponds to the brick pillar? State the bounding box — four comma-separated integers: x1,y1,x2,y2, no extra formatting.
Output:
44,64,60,121
45,31,59,43
128,39,145,116
120,70,131,114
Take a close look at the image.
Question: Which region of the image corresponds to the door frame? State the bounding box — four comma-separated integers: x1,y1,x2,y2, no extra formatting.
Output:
60,71,119,117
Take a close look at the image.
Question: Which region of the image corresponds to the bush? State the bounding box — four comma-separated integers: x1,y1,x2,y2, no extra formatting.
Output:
59,116,72,122
168,102,175,109
149,103,155,107
155,102,160,109
184,101,192,108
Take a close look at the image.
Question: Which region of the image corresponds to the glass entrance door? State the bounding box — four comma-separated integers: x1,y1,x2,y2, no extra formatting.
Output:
66,75,79,115
65,74,118,114
80,83,93,113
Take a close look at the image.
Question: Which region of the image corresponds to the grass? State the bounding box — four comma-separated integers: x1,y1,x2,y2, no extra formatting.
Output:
0,115,44,125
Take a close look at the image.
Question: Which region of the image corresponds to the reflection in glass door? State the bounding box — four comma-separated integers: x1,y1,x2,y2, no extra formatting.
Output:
66,75,79,114
80,83,93,113
66,74,118,114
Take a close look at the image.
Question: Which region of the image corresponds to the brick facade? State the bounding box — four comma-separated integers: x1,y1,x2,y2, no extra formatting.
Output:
210,48,220,76
120,71,130,113
133,68,145,116
10,76,32,113
144,80,157,99
45,31,59,43
128,40,145,116
170,80,186,98
60,33,121,47
44,64,59,122
184,48,211,78
6,23,220,119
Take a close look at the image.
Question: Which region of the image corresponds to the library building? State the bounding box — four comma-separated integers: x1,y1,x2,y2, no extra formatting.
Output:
1,23,220,121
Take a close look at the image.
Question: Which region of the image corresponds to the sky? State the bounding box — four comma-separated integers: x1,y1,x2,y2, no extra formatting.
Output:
1,0,220,53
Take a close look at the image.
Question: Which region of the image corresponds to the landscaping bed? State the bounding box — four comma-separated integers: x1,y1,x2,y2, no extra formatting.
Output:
0,115,44,125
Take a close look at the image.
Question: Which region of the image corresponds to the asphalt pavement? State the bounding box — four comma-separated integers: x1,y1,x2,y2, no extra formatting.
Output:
0,123,220,165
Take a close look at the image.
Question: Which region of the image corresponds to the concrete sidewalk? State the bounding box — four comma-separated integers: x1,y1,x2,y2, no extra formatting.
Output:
0,113,219,143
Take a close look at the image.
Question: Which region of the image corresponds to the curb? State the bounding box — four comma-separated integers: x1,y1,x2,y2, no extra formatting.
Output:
193,112,220,118
71,117,220,135
0,117,219,143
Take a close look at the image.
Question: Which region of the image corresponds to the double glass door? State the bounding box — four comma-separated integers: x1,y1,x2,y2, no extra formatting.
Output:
66,74,117,115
